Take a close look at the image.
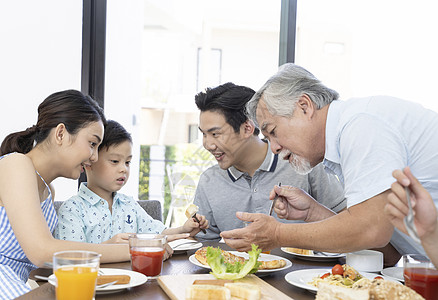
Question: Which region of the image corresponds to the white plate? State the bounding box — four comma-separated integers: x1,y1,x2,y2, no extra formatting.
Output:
168,239,203,253
281,247,345,261
285,268,400,293
189,251,292,273
381,266,404,282
49,268,147,294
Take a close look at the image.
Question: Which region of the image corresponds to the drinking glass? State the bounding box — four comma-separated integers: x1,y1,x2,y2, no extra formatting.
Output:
53,250,100,300
403,254,438,300
129,234,166,279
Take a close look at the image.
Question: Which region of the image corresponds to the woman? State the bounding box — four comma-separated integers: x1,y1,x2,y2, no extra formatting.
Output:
0,90,132,299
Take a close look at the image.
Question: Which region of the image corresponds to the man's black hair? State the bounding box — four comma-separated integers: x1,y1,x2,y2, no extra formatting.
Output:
194,82,259,135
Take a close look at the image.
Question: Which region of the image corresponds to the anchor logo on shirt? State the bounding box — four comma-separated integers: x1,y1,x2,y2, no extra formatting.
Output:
126,215,133,224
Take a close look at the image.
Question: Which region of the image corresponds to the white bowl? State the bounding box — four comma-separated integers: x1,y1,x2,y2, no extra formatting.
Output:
346,250,383,272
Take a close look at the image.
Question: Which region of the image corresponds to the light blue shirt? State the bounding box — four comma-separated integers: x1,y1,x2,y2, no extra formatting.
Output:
55,183,166,243
323,96,438,255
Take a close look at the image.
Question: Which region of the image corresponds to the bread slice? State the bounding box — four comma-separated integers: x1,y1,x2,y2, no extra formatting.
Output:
224,282,261,300
368,279,424,300
185,204,199,218
193,279,234,286
316,280,425,300
186,284,231,300
96,274,130,285
316,282,369,300
284,247,314,255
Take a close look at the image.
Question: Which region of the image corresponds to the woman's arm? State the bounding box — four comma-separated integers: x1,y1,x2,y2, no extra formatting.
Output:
0,154,130,267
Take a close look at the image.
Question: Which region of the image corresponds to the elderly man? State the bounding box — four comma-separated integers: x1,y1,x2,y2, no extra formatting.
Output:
220,63,438,263
193,82,345,242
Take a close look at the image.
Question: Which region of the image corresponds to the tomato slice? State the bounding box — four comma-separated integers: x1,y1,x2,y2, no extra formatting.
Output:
374,276,384,280
321,272,330,279
332,264,344,276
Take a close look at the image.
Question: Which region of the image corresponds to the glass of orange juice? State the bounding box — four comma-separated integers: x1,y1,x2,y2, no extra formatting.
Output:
53,251,100,300
129,234,166,279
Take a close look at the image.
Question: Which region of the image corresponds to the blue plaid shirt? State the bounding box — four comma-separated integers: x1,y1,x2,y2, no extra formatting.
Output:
55,183,166,243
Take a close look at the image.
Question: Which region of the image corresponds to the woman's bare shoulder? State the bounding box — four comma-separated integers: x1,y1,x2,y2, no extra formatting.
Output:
0,153,35,181
0,152,33,168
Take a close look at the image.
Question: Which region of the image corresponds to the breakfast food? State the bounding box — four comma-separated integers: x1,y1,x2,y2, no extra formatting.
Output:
194,247,286,270
310,264,365,288
284,247,314,256
185,204,199,218
193,279,233,286
186,284,231,300
316,282,369,300
186,281,261,300
195,247,245,266
366,279,424,300
316,279,425,300
224,282,261,300
96,274,131,285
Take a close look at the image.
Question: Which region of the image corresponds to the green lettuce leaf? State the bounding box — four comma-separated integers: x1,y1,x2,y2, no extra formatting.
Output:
206,244,262,280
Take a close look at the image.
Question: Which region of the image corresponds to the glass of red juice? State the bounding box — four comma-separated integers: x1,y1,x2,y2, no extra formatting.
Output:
129,234,166,279
403,254,438,300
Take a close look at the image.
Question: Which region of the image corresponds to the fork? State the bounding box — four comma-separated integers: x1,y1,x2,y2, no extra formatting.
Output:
171,240,200,249
268,182,282,216
403,186,421,244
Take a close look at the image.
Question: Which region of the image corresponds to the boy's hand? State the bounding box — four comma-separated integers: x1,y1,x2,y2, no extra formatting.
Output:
183,214,209,236
163,243,173,260
103,233,133,244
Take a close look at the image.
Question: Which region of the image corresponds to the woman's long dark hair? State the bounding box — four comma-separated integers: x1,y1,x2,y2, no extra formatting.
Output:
0,90,106,155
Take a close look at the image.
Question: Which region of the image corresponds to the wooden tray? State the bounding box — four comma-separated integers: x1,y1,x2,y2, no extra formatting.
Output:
158,273,294,300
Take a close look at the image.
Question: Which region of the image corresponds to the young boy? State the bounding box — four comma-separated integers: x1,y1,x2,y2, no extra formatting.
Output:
55,120,208,251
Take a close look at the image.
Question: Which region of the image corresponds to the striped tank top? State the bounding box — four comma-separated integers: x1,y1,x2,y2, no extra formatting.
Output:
0,154,58,299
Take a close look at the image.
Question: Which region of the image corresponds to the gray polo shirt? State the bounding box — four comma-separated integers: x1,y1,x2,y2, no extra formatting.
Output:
194,145,346,241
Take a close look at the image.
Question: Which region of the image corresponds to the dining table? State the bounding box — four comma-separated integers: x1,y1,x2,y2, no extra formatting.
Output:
18,241,345,300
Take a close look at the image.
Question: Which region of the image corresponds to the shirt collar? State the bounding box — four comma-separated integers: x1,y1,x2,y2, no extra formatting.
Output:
78,182,127,205
227,140,278,182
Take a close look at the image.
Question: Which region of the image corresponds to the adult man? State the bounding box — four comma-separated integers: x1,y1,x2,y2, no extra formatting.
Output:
221,63,438,260
193,82,345,241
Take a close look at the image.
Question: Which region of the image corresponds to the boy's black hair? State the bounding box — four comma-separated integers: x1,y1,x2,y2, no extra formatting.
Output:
99,120,132,151
194,82,259,135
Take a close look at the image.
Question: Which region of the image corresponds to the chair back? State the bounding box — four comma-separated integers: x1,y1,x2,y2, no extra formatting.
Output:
137,199,163,222
53,199,163,222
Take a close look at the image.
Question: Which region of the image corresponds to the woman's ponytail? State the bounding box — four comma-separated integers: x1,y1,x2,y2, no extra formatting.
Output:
0,125,39,155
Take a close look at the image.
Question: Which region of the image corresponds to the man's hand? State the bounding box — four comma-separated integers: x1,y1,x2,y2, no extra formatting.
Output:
270,185,335,222
220,212,282,252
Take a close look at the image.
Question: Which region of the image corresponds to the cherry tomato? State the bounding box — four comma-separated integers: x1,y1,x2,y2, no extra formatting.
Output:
332,264,344,276
321,272,330,279
374,276,384,280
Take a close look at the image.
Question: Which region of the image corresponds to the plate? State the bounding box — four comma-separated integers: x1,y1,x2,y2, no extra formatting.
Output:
48,268,147,294
281,247,345,261
284,268,400,293
381,266,404,282
168,239,203,253
189,251,292,273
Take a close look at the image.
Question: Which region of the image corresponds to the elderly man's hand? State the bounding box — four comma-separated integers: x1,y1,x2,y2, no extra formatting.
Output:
270,185,335,222
219,212,282,252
